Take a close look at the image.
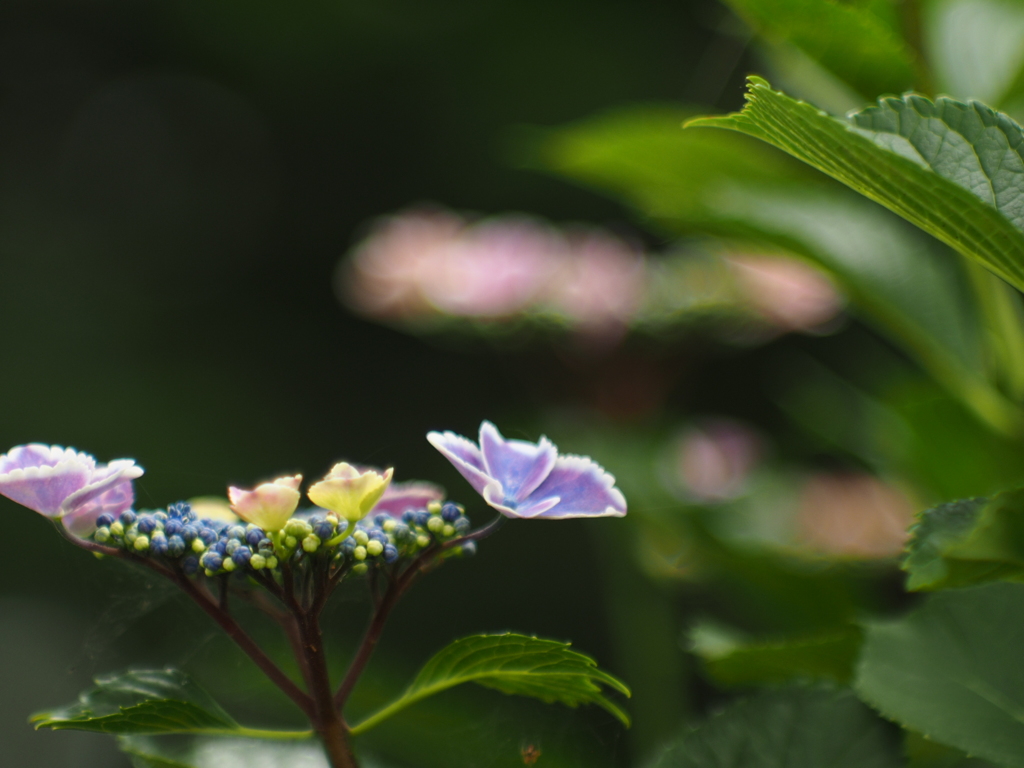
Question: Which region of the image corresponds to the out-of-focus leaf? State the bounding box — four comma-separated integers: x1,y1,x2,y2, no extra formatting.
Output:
905,730,1002,768
924,0,1024,108
349,633,630,735
689,78,1024,297
118,735,328,768
31,669,310,739
723,0,917,99
688,622,862,685
903,487,1024,590
528,104,1023,433
649,685,902,768
856,583,1024,766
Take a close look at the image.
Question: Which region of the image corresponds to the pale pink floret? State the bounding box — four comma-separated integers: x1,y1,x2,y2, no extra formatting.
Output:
370,479,446,517
0,444,143,534
427,421,626,520
228,475,303,533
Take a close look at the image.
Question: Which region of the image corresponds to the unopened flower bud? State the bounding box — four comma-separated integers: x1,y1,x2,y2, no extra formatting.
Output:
353,529,369,546
222,558,236,572
134,535,150,551
285,519,312,538
94,527,111,543
442,524,455,537
427,516,444,533
416,534,430,548
352,563,368,575
192,538,206,554
427,500,442,514
265,556,278,569
285,535,297,548
110,521,124,537
382,519,396,532
366,540,383,557
353,545,367,561
250,554,266,570
302,535,320,553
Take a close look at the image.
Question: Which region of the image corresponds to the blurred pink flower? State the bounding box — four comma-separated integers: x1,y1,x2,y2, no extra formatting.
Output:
796,472,914,558
726,255,843,331
667,420,762,502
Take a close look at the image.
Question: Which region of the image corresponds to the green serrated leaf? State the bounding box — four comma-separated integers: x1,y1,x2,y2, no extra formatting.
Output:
856,582,1024,767
349,633,631,735
32,668,311,739
723,0,918,99
526,105,1024,433
689,622,863,686
688,78,1024,299
648,685,902,768
903,486,1024,590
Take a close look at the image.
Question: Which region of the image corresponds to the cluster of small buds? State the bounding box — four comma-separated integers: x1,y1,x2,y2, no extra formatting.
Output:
89,499,475,578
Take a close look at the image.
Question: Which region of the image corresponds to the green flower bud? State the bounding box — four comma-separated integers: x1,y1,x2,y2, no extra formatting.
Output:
325,514,339,526
266,556,279,569
285,518,312,538
250,554,267,570
222,558,236,572
125,528,138,544
366,540,383,557
285,535,298,549
427,516,444,533
204,568,217,577
382,519,396,532
302,535,320,553
427,500,442,514
192,539,206,554
94,527,111,543
353,545,367,561
134,535,150,551
109,521,124,537
352,563,368,575
416,534,430,548
442,524,455,537
353,529,369,545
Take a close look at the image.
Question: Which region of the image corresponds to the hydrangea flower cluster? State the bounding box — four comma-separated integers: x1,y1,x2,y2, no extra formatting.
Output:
0,422,627,768
91,498,473,578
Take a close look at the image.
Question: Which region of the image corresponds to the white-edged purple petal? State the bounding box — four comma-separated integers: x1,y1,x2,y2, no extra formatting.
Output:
518,454,627,519
478,421,557,505
0,446,96,517
62,480,136,536
426,430,493,495
372,480,446,517
61,459,144,515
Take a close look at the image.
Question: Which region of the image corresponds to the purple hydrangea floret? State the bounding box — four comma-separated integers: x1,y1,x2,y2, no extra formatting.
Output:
427,421,626,519
0,444,143,534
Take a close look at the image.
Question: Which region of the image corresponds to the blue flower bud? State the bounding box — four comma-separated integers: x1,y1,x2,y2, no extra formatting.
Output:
461,541,477,557
96,513,115,528
340,537,356,554
212,539,228,555
180,523,199,542
454,517,471,534
368,529,388,543
225,539,240,556
164,518,183,537
245,528,266,547
200,551,222,571
167,501,192,519
413,510,431,527
154,511,168,524
232,546,252,566
199,527,218,545
312,521,334,540
227,525,246,541
401,509,416,524
441,503,460,522
391,522,411,541
150,533,169,556
374,514,391,528
119,510,137,526
136,515,158,535
167,535,186,557
258,537,273,552
182,555,199,575
383,543,398,563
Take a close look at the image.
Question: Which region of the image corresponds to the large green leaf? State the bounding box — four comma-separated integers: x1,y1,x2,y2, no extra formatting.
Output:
31,669,310,738
689,78,1024,297
528,105,1023,432
649,685,902,768
723,0,918,99
856,582,1024,766
348,633,630,735
903,486,1024,590
689,622,863,686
